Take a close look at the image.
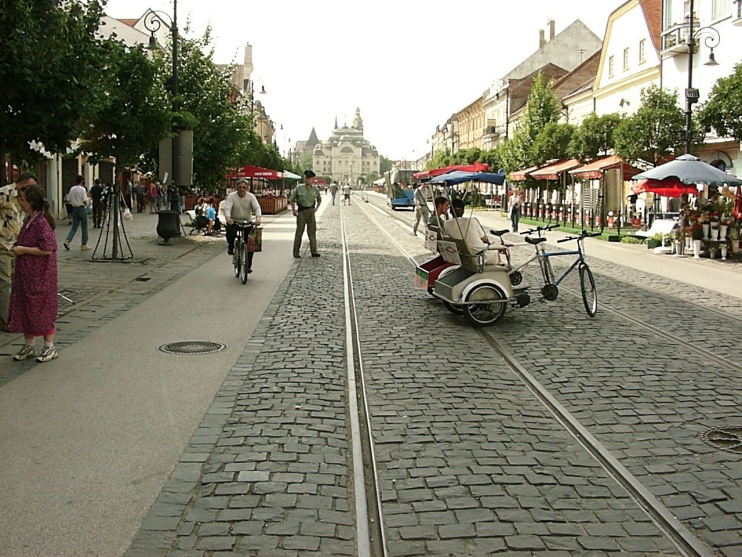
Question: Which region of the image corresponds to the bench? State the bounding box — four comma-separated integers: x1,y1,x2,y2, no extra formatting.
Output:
634,218,679,242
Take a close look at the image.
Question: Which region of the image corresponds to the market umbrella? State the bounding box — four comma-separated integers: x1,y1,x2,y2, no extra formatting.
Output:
632,154,742,187
630,179,698,198
428,170,505,186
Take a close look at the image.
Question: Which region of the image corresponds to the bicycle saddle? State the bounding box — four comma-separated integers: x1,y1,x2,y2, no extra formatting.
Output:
525,236,547,245
489,229,509,237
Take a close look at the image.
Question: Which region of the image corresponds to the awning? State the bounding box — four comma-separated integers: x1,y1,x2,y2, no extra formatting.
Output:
227,165,282,179
373,177,386,186
413,162,489,180
509,165,539,181
529,159,581,181
282,170,301,180
569,155,642,180
428,171,505,186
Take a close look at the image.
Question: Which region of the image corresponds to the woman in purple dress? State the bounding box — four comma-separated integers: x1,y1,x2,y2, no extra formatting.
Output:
8,185,59,363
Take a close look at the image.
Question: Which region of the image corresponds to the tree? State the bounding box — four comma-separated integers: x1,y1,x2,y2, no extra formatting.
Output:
80,40,171,178
532,122,576,163
498,72,562,172
379,155,393,174
569,113,621,159
0,0,108,183
614,84,684,166
698,62,742,141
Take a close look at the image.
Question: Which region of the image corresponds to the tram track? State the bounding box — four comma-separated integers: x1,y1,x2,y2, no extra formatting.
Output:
349,195,724,557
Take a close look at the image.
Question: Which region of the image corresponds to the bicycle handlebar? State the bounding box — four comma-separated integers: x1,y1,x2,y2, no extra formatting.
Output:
521,224,558,236
557,230,601,243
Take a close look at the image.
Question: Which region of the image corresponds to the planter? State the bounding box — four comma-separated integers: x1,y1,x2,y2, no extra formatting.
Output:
693,239,702,259
703,223,710,239
647,239,661,249
720,224,728,240
720,246,728,261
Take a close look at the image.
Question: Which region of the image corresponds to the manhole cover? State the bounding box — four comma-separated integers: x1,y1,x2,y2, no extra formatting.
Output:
701,426,742,454
158,341,227,355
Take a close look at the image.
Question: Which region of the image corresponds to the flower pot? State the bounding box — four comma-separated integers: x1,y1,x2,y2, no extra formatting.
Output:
703,223,710,239
720,246,728,261
693,239,702,259
720,224,728,240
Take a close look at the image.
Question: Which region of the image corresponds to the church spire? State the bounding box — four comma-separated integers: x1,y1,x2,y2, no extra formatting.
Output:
334,116,338,129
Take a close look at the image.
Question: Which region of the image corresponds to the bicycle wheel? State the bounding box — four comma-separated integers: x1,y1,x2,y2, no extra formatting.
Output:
233,239,241,278
239,242,248,284
463,284,507,327
579,263,597,317
442,301,465,315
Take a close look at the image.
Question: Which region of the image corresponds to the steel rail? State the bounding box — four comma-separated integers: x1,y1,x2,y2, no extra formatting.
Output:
340,210,388,557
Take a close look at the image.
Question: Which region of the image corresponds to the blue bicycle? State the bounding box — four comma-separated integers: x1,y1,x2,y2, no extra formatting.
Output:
507,226,599,317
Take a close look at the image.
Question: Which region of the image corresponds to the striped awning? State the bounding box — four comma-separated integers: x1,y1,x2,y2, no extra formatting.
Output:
509,165,539,181
529,159,581,180
569,155,642,180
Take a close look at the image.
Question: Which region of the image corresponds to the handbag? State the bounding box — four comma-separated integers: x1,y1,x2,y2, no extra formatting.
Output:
122,208,133,221
247,226,262,252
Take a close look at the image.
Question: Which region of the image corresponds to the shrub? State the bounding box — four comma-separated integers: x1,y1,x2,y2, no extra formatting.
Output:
620,236,643,244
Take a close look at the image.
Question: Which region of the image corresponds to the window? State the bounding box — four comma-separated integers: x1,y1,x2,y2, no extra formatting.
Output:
623,48,630,71
712,0,730,19
608,55,615,77
639,39,646,63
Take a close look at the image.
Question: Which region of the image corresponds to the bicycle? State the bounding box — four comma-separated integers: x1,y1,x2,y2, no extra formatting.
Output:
506,225,599,317
232,220,255,284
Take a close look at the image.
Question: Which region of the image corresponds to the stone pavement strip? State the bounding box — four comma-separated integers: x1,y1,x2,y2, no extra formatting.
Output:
124,202,682,556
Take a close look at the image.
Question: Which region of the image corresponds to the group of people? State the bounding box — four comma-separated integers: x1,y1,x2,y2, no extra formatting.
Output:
194,196,221,236
0,173,59,363
328,182,352,206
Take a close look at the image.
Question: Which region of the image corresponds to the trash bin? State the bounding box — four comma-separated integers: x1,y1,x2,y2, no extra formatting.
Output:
157,210,181,243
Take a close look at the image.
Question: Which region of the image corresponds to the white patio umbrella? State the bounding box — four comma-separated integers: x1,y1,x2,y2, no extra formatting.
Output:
632,154,742,187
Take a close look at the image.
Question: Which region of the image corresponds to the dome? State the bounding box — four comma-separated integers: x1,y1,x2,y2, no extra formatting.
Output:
340,146,353,154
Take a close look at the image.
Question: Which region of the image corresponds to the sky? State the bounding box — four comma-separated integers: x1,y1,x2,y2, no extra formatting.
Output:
103,0,625,161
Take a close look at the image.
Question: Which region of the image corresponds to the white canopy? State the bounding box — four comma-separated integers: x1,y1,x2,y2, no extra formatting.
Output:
282,170,301,180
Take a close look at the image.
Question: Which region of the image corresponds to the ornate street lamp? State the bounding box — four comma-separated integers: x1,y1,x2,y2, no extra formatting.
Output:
683,0,721,154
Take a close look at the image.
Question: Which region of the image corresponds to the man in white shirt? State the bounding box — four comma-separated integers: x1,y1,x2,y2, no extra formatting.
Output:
224,179,262,271
63,175,91,250
342,184,351,205
443,199,500,265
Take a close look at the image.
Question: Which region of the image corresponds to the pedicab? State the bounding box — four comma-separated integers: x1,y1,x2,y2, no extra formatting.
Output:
414,171,531,327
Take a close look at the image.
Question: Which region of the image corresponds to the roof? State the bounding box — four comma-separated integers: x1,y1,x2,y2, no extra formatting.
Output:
569,155,643,180
639,0,662,51
529,159,581,180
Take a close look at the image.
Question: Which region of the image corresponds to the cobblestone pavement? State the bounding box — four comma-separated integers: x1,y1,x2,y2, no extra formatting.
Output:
0,211,224,385
122,199,732,556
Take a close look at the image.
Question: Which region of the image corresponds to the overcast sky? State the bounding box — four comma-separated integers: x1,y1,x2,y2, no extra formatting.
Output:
103,0,624,161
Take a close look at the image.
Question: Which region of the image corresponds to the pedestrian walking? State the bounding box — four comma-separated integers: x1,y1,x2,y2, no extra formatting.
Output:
135,183,145,213
342,183,351,205
508,189,522,233
0,172,37,331
63,175,91,251
330,182,338,205
90,178,104,228
7,184,59,362
147,182,158,214
290,170,322,258
412,182,430,236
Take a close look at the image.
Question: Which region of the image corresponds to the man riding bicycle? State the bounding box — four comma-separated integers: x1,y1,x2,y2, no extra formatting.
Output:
224,179,262,273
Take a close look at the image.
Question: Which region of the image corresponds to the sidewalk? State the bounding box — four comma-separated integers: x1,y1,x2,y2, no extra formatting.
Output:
472,209,742,301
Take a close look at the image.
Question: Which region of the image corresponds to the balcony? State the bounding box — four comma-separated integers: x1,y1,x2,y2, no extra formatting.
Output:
661,20,694,56
735,0,742,25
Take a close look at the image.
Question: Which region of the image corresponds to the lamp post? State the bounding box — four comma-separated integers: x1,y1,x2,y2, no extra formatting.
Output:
144,3,180,213
683,0,720,154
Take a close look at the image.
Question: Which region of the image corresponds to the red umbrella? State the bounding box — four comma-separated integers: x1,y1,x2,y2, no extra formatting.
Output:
412,162,489,180
631,178,698,197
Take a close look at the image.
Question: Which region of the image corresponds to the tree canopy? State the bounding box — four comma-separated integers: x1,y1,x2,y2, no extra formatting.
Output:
698,62,742,142
0,0,108,183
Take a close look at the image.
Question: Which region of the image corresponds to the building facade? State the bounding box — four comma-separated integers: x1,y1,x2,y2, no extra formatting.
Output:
312,109,380,184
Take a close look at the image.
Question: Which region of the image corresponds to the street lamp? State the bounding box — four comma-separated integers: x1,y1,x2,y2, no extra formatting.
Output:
144,4,181,214
247,81,267,113
683,0,721,154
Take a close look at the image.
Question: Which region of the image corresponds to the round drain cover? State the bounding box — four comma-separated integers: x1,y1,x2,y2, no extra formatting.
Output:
158,341,227,355
701,426,742,454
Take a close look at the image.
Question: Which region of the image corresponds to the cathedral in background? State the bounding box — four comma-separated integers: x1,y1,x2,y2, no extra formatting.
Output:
311,108,380,184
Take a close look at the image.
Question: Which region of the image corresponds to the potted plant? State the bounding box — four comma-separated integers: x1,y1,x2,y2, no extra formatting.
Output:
647,233,663,249
691,224,704,259
720,240,729,261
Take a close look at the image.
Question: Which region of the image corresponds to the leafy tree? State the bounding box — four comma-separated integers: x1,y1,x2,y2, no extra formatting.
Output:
499,72,562,172
379,155,393,174
0,0,107,183
698,62,742,141
614,84,684,166
155,27,256,190
569,112,621,159
426,148,453,170
79,40,171,179
532,122,576,163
